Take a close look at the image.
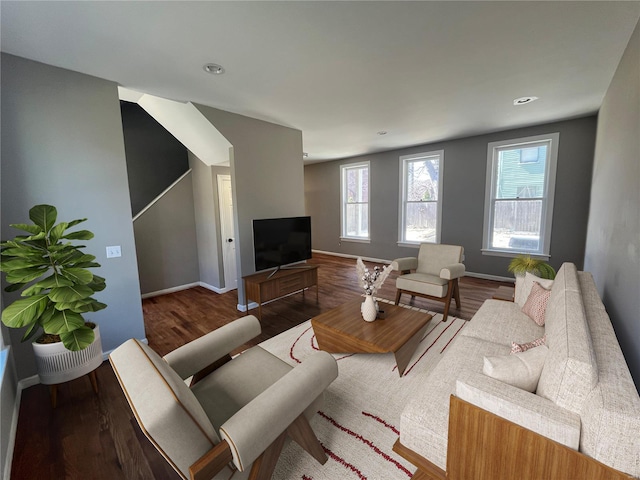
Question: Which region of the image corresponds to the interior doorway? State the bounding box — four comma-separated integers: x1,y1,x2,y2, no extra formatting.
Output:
217,174,237,290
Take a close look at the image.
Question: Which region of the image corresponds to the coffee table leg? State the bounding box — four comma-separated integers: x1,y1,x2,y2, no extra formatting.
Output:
394,324,430,377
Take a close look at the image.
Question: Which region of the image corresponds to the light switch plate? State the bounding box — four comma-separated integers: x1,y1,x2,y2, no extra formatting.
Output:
106,245,122,258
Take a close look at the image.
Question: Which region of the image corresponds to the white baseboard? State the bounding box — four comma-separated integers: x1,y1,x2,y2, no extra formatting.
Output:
237,301,259,312
141,282,234,299
464,271,514,283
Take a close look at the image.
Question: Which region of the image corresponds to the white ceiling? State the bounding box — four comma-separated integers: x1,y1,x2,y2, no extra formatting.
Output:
2,1,639,162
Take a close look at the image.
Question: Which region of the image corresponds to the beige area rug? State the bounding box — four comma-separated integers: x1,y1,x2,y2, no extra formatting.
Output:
257,298,467,480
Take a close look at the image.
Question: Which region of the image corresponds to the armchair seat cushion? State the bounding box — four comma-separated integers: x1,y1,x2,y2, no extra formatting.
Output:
192,346,323,430
396,272,449,298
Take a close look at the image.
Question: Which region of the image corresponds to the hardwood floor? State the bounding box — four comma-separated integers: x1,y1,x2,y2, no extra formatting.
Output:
10,252,511,480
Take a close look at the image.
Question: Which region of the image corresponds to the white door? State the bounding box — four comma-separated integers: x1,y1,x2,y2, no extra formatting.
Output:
217,175,237,290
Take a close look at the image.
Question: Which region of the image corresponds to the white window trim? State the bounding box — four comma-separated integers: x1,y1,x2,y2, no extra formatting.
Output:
398,150,444,246
340,161,370,242
482,133,559,258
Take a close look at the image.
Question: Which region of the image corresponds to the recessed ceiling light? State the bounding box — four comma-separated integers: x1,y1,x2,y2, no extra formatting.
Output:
377,131,387,136
203,63,225,75
513,96,539,106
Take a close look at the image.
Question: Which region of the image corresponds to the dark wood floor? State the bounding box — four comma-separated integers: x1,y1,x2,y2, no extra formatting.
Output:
10,252,511,479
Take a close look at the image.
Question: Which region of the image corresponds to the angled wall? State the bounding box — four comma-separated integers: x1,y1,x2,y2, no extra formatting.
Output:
194,105,304,305
584,20,640,390
1,53,146,379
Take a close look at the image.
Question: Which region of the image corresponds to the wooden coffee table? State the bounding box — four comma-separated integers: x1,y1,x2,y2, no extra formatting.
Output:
311,299,432,377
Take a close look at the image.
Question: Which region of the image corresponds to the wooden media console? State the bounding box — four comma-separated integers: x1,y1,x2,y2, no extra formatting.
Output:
243,265,318,320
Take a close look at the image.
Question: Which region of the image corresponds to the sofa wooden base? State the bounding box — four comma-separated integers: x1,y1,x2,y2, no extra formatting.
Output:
394,396,634,480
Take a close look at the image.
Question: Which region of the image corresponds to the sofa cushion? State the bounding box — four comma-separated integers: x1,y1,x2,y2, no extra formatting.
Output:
515,272,554,307
461,299,545,347
483,345,549,392
400,335,509,470
521,281,552,326
511,335,546,354
537,264,598,414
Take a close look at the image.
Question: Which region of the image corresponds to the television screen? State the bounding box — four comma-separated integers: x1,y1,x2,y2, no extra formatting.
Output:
253,216,312,271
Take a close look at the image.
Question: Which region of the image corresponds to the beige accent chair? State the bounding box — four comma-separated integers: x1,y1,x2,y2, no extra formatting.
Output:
392,244,465,322
109,315,338,480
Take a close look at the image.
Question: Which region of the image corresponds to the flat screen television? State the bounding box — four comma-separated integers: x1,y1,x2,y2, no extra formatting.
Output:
253,216,312,272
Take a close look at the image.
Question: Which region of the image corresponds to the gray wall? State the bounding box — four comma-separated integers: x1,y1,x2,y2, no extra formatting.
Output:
120,101,189,216
305,116,597,278
190,151,230,289
1,53,146,379
195,105,304,304
584,20,640,391
133,172,200,295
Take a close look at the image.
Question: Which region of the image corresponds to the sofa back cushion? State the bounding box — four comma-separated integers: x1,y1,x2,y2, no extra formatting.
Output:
577,272,640,477
536,263,598,414
416,243,463,276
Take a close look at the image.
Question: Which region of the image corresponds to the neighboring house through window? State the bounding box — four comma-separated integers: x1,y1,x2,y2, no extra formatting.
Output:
340,162,370,242
482,133,559,257
399,150,444,245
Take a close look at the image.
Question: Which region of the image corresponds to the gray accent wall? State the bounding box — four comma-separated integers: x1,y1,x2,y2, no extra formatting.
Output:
305,116,597,278
1,54,146,380
133,172,200,295
194,105,304,304
584,20,640,391
120,101,189,216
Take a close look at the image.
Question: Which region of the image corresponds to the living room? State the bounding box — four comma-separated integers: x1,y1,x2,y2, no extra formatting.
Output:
1,2,639,479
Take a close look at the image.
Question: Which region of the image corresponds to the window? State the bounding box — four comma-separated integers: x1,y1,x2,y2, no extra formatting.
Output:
341,162,369,241
399,150,444,245
483,133,559,257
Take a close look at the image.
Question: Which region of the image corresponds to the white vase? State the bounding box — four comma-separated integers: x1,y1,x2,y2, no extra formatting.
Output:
32,325,103,385
361,295,378,322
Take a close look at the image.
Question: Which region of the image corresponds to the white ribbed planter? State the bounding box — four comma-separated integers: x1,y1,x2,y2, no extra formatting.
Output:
32,325,103,385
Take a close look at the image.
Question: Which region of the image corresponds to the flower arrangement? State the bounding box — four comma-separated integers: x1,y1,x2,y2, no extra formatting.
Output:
356,257,393,296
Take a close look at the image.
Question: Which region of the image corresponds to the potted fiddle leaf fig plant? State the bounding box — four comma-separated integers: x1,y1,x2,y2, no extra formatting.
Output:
507,254,556,280
1,204,107,386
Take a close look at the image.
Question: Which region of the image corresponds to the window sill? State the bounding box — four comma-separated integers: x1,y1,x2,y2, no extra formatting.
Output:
340,237,370,244
481,249,550,260
397,241,422,248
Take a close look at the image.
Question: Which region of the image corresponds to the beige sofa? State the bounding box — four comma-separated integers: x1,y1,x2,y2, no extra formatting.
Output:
397,263,640,479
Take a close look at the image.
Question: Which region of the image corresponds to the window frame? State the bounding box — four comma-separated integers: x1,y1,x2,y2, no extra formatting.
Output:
482,133,559,258
398,150,444,247
340,161,370,243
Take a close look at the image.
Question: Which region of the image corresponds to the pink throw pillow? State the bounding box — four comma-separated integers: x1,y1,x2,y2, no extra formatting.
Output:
511,334,546,354
521,281,551,326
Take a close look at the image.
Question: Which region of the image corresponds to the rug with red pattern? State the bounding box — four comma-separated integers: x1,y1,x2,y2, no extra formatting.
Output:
257,298,466,480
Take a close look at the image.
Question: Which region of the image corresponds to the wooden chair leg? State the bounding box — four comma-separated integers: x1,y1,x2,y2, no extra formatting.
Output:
287,415,327,465
395,289,402,305
453,278,461,308
248,431,287,480
442,280,455,322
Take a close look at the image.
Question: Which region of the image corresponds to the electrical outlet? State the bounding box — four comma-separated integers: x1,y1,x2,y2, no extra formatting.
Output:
106,245,122,258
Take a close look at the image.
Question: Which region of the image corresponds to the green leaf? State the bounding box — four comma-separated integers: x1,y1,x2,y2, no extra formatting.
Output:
66,218,87,229
5,267,48,284
43,310,85,335
60,325,95,351
70,254,97,265
29,205,57,232
48,285,93,302
0,257,47,272
62,230,94,241
1,295,48,328
60,267,93,285
74,262,101,269
8,223,42,235
56,298,107,313
14,232,47,242
49,222,68,244
29,274,74,289
21,321,42,343
4,283,25,293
